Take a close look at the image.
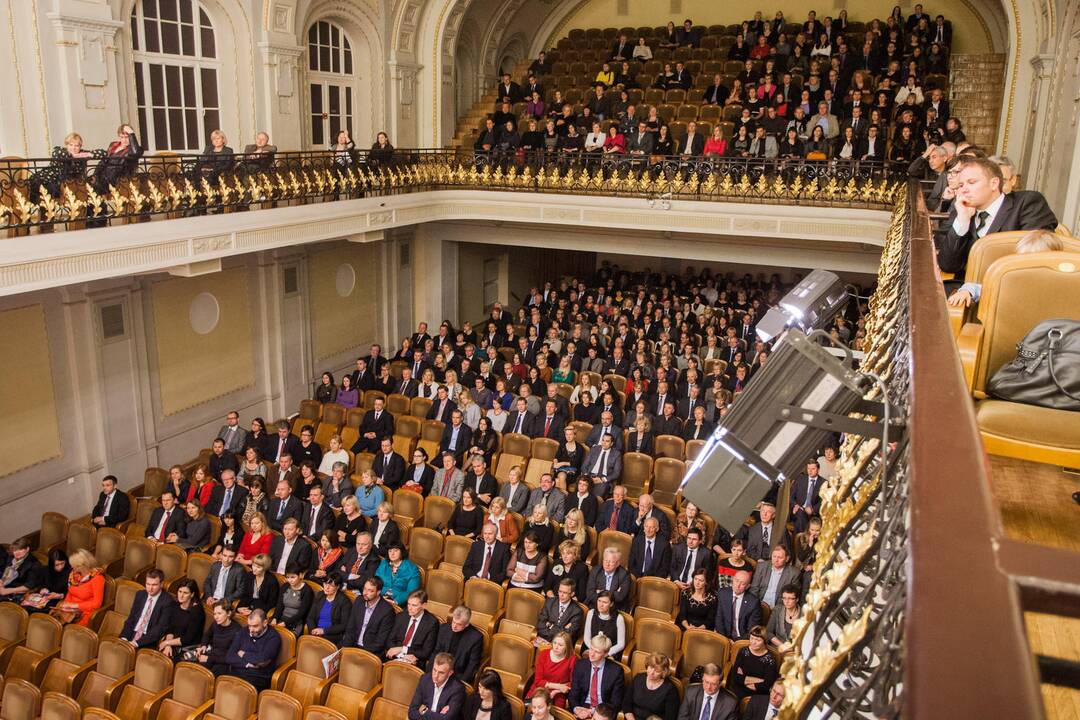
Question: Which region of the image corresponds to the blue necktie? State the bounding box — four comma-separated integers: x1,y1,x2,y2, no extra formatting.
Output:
700,695,713,720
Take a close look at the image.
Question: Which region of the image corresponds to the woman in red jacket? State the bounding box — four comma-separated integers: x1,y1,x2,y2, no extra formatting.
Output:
58,549,105,626
527,631,575,708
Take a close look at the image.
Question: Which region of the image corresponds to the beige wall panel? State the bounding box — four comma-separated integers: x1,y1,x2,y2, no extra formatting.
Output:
151,269,255,416
309,243,377,362
0,304,61,476
557,0,991,53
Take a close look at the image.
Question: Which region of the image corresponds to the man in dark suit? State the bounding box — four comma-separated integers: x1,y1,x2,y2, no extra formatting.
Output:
703,74,730,105
738,502,788,562
387,590,439,667
537,578,585,641
206,470,248,519
301,486,334,538
426,386,456,424
534,401,566,441
408,652,466,720
581,434,622,497
677,663,739,720
677,121,705,157
351,398,395,454
677,19,701,47
349,357,374,391
790,460,824,533
270,420,302,464
372,437,406,491
627,121,656,157
145,491,186,544
208,438,240,480
341,576,396,655
92,475,131,528
497,73,522,103
632,493,672,539
337,533,379,591
439,411,471,462
610,33,632,61
605,347,630,377
628,517,672,578
464,457,499,507
715,570,762,640
585,548,632,610
586,412,623,449
938,157,1057,276
270,519,314,575
461,524,511,584
120,570,176,648
671,525,714,586
595,485,636,533
202,547,246,605
429,606,484,684
930,15,952,45
410,322,431,350
568,634,626,714
392,368,420,398
267,479,304,533
505,397,536,437
652,401,684,437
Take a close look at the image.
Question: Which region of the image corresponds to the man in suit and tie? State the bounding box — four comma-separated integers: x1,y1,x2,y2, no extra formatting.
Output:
790,460,824,533
715,570,762,641
605,347,630,377
527,473,568,521
678,121,705,157
739,502,787,562
365,344,387,376
439,411,470,462
429,606,484,684
671,527,714,589
352,397,395,454
410,322,431,349
632,493,672,539
372,437,406,491
341,576,396,655
743,680,786,720
120,570,176,648
270,420,302,465
650,381,671,418
931,15,952,45
349,357,374,391
145,491,186,544
581,434,622,497
430,453,465,504
206,470,248,519
267,480,304,533
676,663,739,720
336,532,379,590
627,120,655,159
568,634,626,715
595,485,635,534
461,523,511,584
537,578,585,641
534,401,566,441
586,411,623,449
585,548,632,610
465,457,499,507
92,475,130,528
202,547,245,606
703,74,729,105
408,652,466,720
408,350,430,386
216,410,245,453
387,590,440,667
270,518,314,574
750,546,802,607
498,468,530,515
938,156,1057,276
394,368,420,398
266,454,300,492
427,386,457,424
301,486,334,537
628,517,672,578
841,105,868,138
506,397,537,437
677,385,704,421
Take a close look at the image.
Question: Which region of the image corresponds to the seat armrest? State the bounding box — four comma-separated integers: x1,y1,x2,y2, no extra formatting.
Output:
271,658,297,690
947,303,970,339
957,323,984,392
186,698,216,720
139,687,172,720
69,658,99,697
105,670,136,710
315,672,339,703
29,647,61,684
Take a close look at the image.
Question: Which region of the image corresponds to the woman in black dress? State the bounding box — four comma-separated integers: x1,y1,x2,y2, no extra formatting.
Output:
553,426,585,478
244,417,275,461
272,564,315,636
159,580,205,661
448,488,484,538
468,417,499,467
463,670,514,720
236,554,280,615
544,541,589,601
677,568,717,631
198,600,242,674
622,652,681,720
727,626,780,699
210,510,244,559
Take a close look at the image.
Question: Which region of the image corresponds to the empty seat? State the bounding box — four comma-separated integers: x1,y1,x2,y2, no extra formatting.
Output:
440,535,473,572
530,437,559,461
500,589,544,640
362,390,385,410
141,468,170,500
0,603,28,671
487,634,534,697
629,618,681,667
5,613,62,685
39,692,81,720
634,577,680,621
426,568,465,608
494,453,526,483
96,528,127,571
76,638,136,710
368,663,423,720
652,458,687,507
523,458,553,489
385,393,410,416
202,675,258,720
322,648,381,720
392,490,423,523
1,678,41,720
155,662,215,720
465,578,505,618
407,527,444,570
396,414,422,439
654,435,686,459
117,537,155,581
281,636,340,707
41,623,99,697
620,452,653,498
421,495,455,531
112,648,175,720
500,433,532,458
96,579,143,638
38,512,70,554
255,689,303,720
303,707,349,720
153,543,188,585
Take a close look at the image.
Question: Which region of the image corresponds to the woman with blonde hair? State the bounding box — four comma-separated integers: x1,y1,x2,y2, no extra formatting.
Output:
569,373,598,404
623,652,680,720
948,230,1065,308
553,508,591,558
486,496,519,545
56,549,105,626
237,512,272,567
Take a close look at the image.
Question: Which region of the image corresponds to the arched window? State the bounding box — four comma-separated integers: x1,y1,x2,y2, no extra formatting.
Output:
308,20,355,147
131,0,220,151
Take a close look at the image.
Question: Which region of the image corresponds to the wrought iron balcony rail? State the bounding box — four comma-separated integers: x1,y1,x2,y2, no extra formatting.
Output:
0,148,903,232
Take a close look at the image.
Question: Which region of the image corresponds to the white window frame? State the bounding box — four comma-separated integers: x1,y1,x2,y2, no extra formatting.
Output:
306,20,357,149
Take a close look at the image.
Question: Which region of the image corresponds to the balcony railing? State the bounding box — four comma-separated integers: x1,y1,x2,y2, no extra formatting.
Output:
1,148,903,233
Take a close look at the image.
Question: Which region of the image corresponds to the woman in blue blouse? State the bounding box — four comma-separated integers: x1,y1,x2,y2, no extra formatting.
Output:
375,542,421,605
354,469,385,518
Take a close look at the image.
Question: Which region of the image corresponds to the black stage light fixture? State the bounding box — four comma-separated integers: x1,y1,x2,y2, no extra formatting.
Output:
681,329,877,531
756,269,849,343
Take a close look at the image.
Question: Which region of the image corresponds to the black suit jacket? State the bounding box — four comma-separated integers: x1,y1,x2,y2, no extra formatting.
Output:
300,502,335,538
269,434,303,464
305,591,352,645
206,484,249,518
120,590,176,647
629,534,673,578
270,535,315,573
392,378,419,398
266,496,304,532
461,540,511,584
373,451,407,490
678,133,706,156
336,549,381,590
715,588,763,640
670,544,714,583
439,424,471,457
358,409,395,442
533,414,566,440
92,490,131,527
388,611,439,665
464,472,499,505
427,398,458,423
409,674,466,720
144,507,186,541
349,369,375,391
429,623,484,683
568,657,626,710
341,597,396,653
504,410,537,437
594,500,635,534
938,191,1058,275
742,694,779,720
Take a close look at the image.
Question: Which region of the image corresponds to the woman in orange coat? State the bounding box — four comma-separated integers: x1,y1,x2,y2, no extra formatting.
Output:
58,549,105,626
486,496,520,546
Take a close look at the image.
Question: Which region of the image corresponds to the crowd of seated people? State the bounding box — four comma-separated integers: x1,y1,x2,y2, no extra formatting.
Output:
1,265,861,719
478,6,963,172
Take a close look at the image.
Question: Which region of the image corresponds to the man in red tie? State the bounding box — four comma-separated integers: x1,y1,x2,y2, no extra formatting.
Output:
386,590,436,666
145,491,184,544
568,633,625,717
432,452,464,503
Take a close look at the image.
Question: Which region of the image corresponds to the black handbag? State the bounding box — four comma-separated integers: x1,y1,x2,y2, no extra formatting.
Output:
986,319,1080,410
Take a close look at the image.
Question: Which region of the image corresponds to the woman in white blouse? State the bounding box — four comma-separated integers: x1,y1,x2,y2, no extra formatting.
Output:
584,121,606,153
569,373,599,404
632,36,653,61
457,389,481,430
317,435,350,477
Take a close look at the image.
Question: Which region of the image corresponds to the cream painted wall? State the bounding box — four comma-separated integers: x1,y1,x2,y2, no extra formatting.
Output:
0,304,62,476
307,242,379,362
552,0,993,54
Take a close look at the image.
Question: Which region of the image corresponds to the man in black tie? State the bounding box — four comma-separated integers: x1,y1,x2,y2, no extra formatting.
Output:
303,486,333,537
409,349,429,381
671,527,713,589
506,397,536,437
92,475,130,528
349,357,374,391
395,368,419,398
351,397,395,454
628,517,671,578
373,437,406,490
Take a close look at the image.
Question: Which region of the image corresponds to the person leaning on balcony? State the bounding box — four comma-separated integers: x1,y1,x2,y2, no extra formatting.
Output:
370,131,395,166
195,129,234,182
29,132,95,203
90,124,143,205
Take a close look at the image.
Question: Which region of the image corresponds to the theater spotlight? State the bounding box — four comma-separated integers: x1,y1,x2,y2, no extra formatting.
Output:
755,269,849,343
681,329,893,531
